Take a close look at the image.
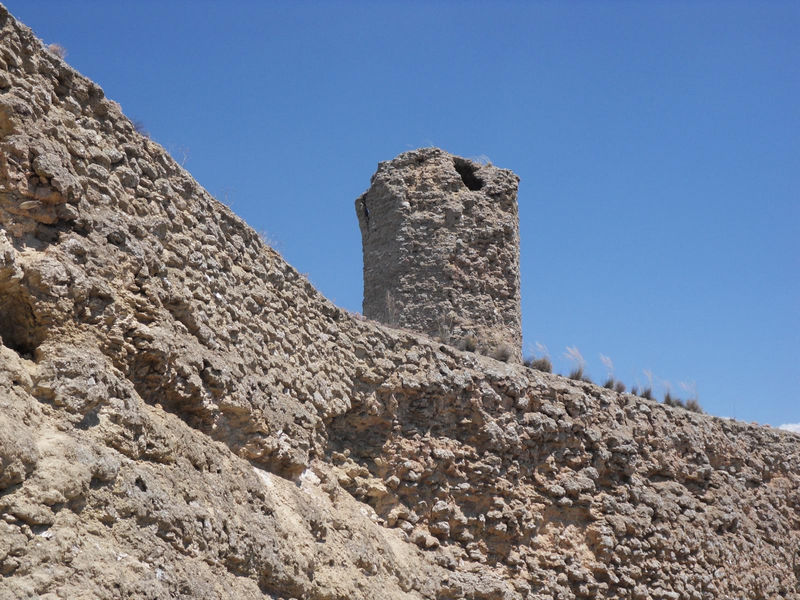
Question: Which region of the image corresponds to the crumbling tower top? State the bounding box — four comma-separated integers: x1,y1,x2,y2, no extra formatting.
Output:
355,147,521,361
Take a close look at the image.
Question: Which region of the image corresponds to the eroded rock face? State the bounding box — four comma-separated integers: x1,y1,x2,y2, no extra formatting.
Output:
0,5,799,599
356,148,522,362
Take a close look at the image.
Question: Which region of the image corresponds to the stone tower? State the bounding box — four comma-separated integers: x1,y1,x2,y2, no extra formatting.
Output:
355,148,521,362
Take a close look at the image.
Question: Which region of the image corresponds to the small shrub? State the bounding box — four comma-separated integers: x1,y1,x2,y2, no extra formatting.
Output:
603,377,626,393
630,386,639,396
459,334,478,352
641,387,653,400
685,398,703,413
492,343,514,363
525,356,552,373
568,366,592,384
132,119,149,137
663,391,684,408
47,43,67,59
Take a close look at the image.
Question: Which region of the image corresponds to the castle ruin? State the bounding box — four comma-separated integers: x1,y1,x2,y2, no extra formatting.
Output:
2,8,799,597
355,148,522,361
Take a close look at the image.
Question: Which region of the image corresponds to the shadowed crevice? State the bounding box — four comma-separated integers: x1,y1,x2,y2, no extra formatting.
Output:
453,157,484,191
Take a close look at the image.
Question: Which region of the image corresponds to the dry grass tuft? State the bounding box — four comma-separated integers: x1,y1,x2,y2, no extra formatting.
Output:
47,43,66,59
525,356,552,373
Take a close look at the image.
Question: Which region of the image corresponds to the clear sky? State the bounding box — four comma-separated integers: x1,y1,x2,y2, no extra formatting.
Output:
7,1,798,429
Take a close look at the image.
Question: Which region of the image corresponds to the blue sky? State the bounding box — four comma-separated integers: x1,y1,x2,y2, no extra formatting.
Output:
7,1,798,429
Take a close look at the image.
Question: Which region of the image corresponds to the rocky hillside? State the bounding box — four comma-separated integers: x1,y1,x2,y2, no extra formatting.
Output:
1,5,798,599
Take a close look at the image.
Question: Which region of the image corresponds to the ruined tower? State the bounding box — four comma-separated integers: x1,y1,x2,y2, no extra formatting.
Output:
356,148,521,362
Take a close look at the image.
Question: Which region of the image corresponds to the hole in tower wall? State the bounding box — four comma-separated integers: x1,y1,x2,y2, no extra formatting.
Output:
453,157,484,191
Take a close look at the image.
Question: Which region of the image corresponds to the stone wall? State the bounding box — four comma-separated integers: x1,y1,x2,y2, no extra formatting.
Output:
356,148,522,362
1,5,799,599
